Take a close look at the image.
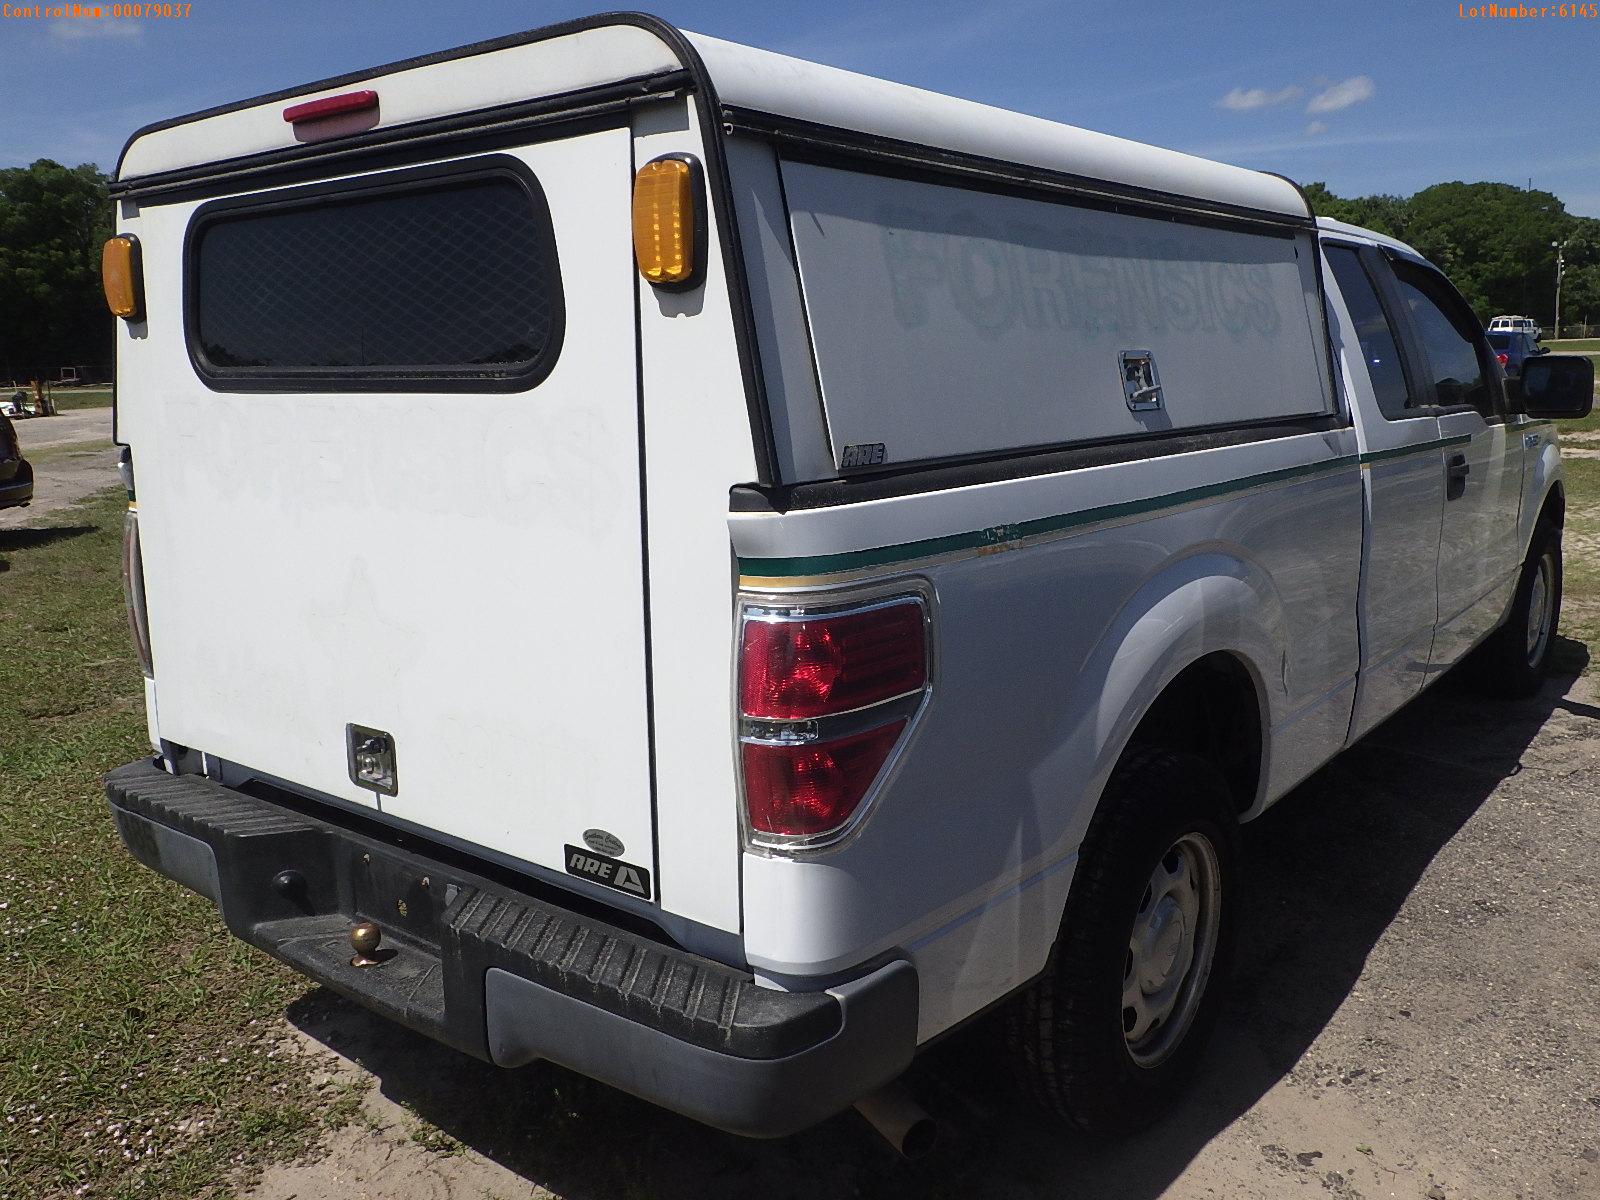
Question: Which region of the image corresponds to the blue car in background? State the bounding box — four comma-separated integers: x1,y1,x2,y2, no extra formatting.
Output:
1487,329,1545,378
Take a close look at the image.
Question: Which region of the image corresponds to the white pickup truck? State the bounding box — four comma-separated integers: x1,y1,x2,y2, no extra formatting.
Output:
102,14,1593,1146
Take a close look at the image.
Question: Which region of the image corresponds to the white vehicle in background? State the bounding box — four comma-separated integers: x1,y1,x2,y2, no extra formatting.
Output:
1489,314,1542,341
101,14,1594,1150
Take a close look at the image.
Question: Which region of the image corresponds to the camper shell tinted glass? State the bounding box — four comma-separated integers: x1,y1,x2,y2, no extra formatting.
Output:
185,156,564,392
781,161,1333,472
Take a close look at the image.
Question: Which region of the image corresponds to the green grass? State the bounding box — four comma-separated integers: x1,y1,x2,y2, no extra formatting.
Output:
25,440,115,466
1557,457,1600,657
49,389,114,412
0,489,349,1200
1556,414,1600,435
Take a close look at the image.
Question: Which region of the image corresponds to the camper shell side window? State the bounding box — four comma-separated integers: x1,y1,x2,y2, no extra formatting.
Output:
778,159,1334,474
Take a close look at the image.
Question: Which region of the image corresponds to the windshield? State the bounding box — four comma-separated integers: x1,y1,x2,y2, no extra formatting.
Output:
1487,333,1513,349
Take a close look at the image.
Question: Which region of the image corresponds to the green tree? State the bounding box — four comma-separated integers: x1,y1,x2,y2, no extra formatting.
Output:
1303,177,1600,326
1558,222,1600,332
1403,182,1566,321
0,159,114,381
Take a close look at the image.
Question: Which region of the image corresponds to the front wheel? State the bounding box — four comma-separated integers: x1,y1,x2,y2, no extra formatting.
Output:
1477,520,1562,698
1006,748,1241,1134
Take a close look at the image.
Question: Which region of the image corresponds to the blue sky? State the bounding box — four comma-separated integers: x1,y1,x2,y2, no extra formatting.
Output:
3,0,1597,215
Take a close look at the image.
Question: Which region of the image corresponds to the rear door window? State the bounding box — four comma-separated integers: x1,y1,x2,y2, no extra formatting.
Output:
1324,245,1413,420
186,156,563,392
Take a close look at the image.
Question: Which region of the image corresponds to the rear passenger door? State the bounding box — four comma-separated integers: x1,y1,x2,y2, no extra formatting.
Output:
1323,244,1443,740
1382,258,1524,671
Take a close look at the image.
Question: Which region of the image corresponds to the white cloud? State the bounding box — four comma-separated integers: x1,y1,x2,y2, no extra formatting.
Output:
48,18,143,42
1216,84,1301,112
1305,120,1329,136
1307,75,1375,114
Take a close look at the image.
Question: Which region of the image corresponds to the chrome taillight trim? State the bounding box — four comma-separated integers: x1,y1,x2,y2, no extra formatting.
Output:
122,507,154,679
734,585,934,855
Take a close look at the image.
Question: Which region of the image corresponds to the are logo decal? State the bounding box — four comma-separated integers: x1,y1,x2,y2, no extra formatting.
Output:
563,845,652,900
840,442,887,468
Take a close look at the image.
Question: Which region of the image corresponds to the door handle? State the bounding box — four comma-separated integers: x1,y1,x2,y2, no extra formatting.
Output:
1446,452,1469,500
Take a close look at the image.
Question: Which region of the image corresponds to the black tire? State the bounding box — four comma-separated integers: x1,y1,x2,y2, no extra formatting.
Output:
1006,747,1241,1135
1476,520,1562,699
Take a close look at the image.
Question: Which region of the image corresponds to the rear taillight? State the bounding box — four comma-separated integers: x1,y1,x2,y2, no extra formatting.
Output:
740,602,925,719
737,595,929,848
1497,353,1510,367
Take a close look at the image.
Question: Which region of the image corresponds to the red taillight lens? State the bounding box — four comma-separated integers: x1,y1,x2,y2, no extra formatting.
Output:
740,602,926,720
1497,353,1510,366
742,721,907,837
738,596,929,844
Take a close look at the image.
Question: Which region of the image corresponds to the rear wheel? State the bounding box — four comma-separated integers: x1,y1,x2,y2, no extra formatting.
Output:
1477,521,1562,698
1007,748,1240,1134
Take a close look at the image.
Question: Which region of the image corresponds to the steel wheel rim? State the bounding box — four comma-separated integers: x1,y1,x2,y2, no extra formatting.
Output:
1122,831,1222,1068
1526,552,1554,667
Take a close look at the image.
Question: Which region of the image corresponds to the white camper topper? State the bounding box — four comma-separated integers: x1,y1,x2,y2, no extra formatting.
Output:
105,14,1591,1143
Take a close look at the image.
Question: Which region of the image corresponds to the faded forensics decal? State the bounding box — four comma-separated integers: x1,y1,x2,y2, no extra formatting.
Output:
841,443,887,468
582,828,625,857
564,845,652,900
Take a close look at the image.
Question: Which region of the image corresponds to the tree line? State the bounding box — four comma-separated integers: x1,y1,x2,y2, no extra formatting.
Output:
1304,179,1600,332
0,160,113,382
2,158,1598,387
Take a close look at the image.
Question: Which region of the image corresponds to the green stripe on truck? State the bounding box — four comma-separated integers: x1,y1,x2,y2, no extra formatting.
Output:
740,454,1359,580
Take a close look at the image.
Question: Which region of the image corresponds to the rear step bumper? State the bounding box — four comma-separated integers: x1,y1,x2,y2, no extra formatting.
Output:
105,759,917,1138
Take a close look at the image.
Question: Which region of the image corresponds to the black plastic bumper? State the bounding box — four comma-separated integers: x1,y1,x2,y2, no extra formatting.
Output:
105,759,917,1137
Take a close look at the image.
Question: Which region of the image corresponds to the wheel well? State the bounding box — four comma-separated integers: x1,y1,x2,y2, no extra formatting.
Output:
1539,482,1565,530
1126,653,1263,813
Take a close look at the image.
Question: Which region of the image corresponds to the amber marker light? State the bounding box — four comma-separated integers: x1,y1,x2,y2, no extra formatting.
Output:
102,234,144,322
632,154,705,289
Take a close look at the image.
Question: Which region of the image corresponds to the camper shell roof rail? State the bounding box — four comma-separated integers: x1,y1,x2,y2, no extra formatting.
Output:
113,11,1310,227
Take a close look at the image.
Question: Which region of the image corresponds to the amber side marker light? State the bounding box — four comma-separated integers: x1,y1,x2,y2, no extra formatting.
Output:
632,154,705,289
102,234,143,322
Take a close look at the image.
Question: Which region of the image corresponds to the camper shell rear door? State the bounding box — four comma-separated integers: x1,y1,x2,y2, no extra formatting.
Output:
117,124,657,895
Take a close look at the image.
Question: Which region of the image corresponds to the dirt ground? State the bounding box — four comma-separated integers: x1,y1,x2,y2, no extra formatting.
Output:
243,660,1600,1200
0,406,115,529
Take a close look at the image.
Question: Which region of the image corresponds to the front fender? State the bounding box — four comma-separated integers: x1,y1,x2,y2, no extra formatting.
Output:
1527,439,1564,551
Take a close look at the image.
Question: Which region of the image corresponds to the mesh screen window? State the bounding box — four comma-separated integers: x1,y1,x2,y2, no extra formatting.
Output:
189,162,562,391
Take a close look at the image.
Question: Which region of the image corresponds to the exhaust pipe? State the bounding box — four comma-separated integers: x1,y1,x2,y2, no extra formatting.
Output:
854,1082,937,1158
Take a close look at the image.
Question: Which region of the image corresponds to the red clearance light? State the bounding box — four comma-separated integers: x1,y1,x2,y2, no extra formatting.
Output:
739,602,926,721
743,722,907,837
283,90,379,125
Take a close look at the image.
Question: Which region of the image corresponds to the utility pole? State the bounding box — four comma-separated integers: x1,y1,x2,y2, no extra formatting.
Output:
1551,240,1565,341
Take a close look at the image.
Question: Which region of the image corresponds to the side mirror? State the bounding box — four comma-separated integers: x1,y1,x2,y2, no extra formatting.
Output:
1519,354,1594,419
